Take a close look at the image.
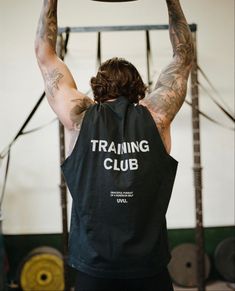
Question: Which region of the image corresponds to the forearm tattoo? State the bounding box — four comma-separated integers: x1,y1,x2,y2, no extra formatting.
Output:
166,0,194,65
36,0,58,49
44,68,64,98
145,0,194,127
36,0,63,98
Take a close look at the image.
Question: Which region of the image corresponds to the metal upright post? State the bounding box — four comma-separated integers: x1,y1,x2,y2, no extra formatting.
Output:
0,210,5,291
57,34,70,291
59,121,69,291
145,30,152,87
190,29,205,291
97,32,102,68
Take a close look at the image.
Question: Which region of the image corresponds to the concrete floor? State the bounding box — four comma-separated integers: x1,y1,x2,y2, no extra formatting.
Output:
68,281,235,291
173,281,235,291
8,281,235,291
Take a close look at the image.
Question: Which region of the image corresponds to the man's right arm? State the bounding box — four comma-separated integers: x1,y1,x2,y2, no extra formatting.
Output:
35,0,93,131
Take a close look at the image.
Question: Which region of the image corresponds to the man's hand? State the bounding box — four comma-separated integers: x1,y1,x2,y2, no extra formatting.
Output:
35,0,93,131
141,0,194,152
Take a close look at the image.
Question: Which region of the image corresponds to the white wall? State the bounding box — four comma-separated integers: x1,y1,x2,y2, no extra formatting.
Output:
0,0,234,234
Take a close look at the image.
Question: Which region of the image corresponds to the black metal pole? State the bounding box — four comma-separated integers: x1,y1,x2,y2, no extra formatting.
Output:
97,32,102,68
145,30,152,87
56,34,70,291
59,121,69,291
190,30,205,291
58,23,197,34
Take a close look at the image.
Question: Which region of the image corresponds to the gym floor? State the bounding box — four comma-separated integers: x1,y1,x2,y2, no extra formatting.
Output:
68,281,235,291
173,281,235,291
67,281,235,291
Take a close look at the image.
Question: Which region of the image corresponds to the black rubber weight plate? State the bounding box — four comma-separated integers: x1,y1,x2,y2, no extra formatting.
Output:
168,243,211,288
214,237,235,283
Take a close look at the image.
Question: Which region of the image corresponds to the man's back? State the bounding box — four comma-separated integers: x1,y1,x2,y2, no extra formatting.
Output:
62,96,178,278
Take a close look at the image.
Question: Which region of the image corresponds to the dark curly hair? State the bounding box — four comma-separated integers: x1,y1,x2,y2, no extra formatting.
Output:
90,57,147,103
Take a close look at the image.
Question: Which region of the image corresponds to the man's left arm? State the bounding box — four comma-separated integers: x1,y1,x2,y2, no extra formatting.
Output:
141,0,195,152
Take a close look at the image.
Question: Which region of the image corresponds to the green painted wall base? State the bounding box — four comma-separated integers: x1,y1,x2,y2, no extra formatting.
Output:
3,226,235,285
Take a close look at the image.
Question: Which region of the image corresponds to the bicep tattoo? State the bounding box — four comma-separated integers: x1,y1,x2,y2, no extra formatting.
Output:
44,68,64,98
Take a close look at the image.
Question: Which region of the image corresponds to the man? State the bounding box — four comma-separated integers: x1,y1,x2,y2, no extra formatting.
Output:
35,0,194,290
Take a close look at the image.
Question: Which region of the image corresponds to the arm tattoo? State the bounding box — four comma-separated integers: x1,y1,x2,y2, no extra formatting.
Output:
166,0,194,65
45,68,63,97
145,0,194,125
36,0,58,49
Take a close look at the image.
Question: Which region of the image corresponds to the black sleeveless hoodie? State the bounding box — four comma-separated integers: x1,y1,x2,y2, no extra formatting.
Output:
61,96,178,279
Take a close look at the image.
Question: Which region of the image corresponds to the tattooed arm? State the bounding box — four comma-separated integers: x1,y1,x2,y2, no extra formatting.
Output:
35,0,93,131
140,0,194,153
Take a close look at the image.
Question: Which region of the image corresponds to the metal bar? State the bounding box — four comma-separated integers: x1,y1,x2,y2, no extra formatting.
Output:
145,30,152,87
57,34,70,291
0,220,7,291
190,31,205,291
97,32,102,68
59,122,69,291
58,23,197,34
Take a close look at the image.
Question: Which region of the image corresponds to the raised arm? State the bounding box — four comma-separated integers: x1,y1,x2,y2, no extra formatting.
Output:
141,0,194,151
35,0,93,131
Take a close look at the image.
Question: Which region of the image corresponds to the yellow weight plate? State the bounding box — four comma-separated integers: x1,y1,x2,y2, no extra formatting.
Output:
20,248,64,291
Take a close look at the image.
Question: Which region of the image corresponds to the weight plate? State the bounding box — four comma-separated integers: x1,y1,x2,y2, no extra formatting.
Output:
215,237,235,282
19,246,64,291
168,243,210,287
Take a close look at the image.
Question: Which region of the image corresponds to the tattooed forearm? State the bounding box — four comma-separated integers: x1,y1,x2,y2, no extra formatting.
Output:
166,0,194,65
44,68,63,97
36,0,58,50
144,0,194,127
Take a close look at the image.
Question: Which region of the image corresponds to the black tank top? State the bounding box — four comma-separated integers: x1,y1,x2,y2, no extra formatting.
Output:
61,96,178,279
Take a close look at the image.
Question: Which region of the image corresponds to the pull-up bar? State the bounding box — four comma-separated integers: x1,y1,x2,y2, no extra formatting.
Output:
57,23,196,87
58,23,197,34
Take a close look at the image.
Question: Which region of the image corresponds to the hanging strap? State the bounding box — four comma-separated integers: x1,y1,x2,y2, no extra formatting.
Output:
198,65,234,120
198,80,235,123
0,92,46,161
185,99,234,131
0,151,11,209
0,29,71,208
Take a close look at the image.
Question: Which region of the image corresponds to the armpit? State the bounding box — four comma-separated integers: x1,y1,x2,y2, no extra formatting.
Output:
140,100,171,153
70,96,94,130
